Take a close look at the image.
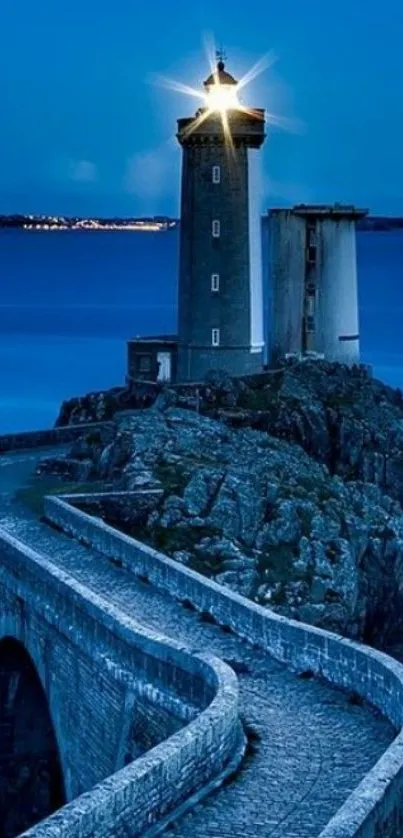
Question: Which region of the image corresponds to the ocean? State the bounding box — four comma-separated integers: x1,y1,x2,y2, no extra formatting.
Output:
0,227,402,434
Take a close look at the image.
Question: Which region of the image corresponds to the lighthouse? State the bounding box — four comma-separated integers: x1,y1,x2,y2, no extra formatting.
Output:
176,55,266,381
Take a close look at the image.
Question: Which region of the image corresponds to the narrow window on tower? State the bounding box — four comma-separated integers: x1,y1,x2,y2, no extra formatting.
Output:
306,222,317,264
307,246,317,264
212,165,221,184
212,328,220,346
212,219,220,238
306,316,315,333
307,295,315,316
211,273,220,292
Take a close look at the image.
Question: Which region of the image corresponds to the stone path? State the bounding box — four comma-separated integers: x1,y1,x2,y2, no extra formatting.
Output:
0,448,395,837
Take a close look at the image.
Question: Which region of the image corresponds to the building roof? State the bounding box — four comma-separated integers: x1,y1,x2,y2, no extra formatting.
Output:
127,335,178,345
269,204,368,220
203,60,238,88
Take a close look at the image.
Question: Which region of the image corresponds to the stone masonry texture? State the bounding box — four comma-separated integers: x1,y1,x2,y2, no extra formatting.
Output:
177,113,264,381
0,445,400,837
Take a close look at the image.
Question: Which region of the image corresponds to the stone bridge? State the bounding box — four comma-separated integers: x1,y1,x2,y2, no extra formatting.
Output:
1,424,403,837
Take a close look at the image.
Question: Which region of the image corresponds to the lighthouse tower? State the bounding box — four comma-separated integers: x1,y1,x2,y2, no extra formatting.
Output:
176,57,266,381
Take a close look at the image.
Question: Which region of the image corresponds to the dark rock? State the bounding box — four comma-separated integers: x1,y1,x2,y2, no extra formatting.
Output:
150,389,179,412
55,384,160,426
36,457,93,482
51,363,403,648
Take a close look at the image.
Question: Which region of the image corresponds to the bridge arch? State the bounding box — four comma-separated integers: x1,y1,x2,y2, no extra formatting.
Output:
0,635,65,837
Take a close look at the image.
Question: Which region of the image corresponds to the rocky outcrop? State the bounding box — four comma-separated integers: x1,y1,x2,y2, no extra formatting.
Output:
47,400,403,649
223,360,403,508
55,384,159,426
59,360,403,509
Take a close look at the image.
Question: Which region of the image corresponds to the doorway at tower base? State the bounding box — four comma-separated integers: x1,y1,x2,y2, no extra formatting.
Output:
127,335,178,384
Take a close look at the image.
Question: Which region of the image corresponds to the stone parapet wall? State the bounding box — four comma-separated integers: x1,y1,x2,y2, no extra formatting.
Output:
0,422,115,453
46,493,403,838
69,490,163,523
0,527,240,838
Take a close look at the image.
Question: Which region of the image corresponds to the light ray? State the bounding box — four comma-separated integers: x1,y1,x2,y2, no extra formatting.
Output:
180,107,211,140
203,32,219,75
151,74,203,101
265,112,305,134
238,105,263,119
221,110,234,154
152,43,299,147
237,51,278,91
239,105,304,135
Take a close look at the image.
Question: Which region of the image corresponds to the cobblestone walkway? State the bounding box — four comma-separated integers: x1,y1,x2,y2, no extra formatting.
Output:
0,449,396,837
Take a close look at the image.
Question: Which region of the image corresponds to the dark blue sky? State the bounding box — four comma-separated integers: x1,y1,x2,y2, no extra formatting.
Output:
1,0,402,217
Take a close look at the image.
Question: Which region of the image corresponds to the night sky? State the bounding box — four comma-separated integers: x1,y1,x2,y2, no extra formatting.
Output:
1,0,402,218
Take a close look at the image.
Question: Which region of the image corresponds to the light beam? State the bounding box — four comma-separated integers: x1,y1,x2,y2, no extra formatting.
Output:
152,40,296,144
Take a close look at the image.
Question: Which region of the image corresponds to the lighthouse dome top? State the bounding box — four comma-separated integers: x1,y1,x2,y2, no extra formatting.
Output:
202,58,240,112
203,60,238,89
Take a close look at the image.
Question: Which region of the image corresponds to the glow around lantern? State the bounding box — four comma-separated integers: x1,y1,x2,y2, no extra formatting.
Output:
153,44,290,147
204,80,240,113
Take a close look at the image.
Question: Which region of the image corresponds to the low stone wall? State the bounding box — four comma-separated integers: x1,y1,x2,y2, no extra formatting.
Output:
46,493,403,838
0,421,115,453
69,490,163,524
0,527,240,838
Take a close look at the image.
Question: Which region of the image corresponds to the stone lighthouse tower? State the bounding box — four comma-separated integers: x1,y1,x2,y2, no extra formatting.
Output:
176,57,266,381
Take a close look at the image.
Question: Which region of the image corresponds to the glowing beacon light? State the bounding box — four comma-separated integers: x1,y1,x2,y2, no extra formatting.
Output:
203,59,240,113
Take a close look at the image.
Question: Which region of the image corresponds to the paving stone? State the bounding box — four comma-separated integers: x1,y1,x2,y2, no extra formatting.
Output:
0,448,395,837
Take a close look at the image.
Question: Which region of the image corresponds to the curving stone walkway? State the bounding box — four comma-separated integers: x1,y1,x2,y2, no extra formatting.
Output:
0,448,396,837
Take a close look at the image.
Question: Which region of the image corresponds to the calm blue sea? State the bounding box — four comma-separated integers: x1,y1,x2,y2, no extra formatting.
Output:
0,228,402,433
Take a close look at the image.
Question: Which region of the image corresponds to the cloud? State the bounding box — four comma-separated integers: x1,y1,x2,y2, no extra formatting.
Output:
68,159,98,183
123,142,178,210
124,150,164,197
